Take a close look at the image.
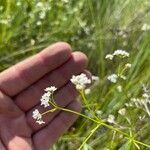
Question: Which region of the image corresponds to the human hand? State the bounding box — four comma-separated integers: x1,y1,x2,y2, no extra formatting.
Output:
0,42,88,150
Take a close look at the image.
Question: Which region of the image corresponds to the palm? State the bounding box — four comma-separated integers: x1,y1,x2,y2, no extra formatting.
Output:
0,42,88,150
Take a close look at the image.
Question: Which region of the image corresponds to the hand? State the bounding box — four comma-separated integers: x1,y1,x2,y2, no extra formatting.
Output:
0,42,88,150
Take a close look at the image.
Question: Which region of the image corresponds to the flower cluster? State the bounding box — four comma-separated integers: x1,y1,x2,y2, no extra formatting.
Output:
107,74,118,83
125,94,150,117
105,49,129,60
107,114,115,124
33,109,45,124
32,86,57,124
70,73,91,91
124,85,150,117
113,50,129,57
107,74,128,83
106,50,131,84
118,108,126,116
41,86,57,108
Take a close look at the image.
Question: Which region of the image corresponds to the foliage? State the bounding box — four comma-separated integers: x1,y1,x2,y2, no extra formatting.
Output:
0,0,150,149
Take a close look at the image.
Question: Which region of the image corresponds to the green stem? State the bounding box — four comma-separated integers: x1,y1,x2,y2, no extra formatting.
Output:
41,108,56,116
133,139,150,148
42,101,150,149
78,124,102,150
80,90,100,121
58,106,150,149
57,106,100,124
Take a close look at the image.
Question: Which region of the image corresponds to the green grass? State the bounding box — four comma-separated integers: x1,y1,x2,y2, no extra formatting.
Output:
0,0,150,149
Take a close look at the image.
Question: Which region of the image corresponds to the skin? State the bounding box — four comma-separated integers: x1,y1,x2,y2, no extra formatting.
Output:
0,42,89,150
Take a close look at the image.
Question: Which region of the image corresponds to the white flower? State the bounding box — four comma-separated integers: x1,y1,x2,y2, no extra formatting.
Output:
107,74,118,83
30,39,35,45
107,114,115,124
142,93,149,99
92,75,100,81
125,63,132,68
39,11,46,19
85,88,91,95
40,93,50,107
120,75,127,80
33,109,42,120
33,109,45,125
118,108,126,116
45,86,57,93
141,23,150,31
36,2,43,8
113,50,129,58
70,73,91,90
105,54,114,60
36,120,45,125
125,103,133,107
41,86,57,107
96,110,103,115
117,85,122,92
37,21,42,26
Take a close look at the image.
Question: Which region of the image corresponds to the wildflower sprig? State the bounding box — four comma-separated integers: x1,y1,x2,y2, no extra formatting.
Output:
32,50,150,149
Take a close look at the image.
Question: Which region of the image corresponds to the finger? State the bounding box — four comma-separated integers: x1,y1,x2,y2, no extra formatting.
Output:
14,52,88,111
0,42,72,96
33,101,81,150
0,91,22,117
0,140,6,150
26,82,78,132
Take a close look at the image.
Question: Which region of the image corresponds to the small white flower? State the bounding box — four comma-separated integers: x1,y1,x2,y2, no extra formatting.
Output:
30,39,35,45
40,86,57,107
107,114,115,124
141,23,150,31
105,54,114,60
118,108,126,116
39,11,46,19
92,75,100,81
36,120,45,125
120,75,127,80
125,103,133,107
70,73,91,90
85,88,91,95
45,86,57,93
37,21,42,26
117,85,122,92
125,63,132,68
33,109,42,120
142,93,149,99
113,50,129,58
33,109,45,125
107,74,118,83
36,2,43,8
96,110,103,115
40,92,51,107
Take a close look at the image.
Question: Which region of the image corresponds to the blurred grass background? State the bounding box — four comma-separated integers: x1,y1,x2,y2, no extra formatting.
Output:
0,0,150,149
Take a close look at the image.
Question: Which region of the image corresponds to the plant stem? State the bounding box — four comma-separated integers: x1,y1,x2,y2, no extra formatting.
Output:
78,123,102,150
80,90,100,121
42,101,150,149
57,106,100,124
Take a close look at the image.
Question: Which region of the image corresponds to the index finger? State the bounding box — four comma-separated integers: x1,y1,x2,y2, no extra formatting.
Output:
0,42,72,96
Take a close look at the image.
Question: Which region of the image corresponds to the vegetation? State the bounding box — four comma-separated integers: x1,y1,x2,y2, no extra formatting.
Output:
0,0,150,149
